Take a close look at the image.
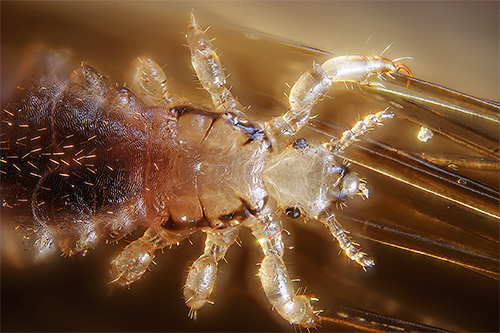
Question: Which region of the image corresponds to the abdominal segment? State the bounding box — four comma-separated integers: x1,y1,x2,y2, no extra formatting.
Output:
1,65,151,255
1,63,270,257
0,65,203,255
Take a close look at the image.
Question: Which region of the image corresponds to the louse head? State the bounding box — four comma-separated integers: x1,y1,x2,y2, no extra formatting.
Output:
262,138,368,219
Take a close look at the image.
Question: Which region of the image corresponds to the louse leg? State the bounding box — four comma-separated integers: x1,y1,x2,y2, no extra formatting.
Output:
266,55,410,137
133,57,172,106
110,225,191,286
187,14,245,115
247,213,320,327
318,212,374,269
184,226,240,318
329,108,393,154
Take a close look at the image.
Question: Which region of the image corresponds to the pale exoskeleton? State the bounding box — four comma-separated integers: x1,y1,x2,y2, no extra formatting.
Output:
1,14,412,327
3,1,498,330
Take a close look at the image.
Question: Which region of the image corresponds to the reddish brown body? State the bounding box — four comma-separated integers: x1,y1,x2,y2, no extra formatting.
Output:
0,64,269,256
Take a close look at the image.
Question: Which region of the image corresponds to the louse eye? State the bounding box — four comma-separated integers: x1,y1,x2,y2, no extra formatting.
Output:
292,138,309,149
285,207,301,218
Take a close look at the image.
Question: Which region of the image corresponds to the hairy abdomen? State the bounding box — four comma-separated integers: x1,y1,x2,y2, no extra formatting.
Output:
1,65,149,255
1,64,270,257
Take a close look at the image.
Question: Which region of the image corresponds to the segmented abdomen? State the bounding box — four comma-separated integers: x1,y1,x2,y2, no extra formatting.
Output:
1,65,148,255
1,64,271,257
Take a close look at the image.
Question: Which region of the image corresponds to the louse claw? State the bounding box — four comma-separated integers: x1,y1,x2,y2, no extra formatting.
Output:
395,62,413,76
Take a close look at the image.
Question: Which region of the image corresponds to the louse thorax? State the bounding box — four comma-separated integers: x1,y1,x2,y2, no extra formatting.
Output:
263,138,367,218
144,107,270,231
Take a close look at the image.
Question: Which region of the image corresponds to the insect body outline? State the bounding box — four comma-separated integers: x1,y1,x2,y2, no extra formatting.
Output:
0,14,411,327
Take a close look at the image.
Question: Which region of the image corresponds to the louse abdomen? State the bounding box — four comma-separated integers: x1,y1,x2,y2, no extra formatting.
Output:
1,63,271,257
0,65,154,255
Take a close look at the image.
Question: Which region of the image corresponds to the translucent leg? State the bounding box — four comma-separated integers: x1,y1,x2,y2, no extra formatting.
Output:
319,212,374,269
110,225,191,286
266,55,410,137
329,108,393,154
183,226,240,318
134,57,172,106
187,14,245,115
248,214,320,327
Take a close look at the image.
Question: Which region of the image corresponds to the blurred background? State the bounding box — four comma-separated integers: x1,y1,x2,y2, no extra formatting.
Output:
1,1,499,332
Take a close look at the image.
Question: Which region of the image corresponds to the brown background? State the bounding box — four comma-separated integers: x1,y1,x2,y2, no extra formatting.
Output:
1,1,499,332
